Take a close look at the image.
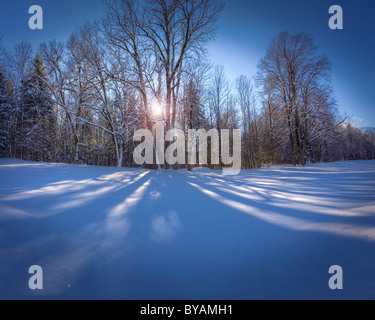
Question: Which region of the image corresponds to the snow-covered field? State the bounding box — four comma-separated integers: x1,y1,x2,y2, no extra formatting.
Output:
0,159,375,300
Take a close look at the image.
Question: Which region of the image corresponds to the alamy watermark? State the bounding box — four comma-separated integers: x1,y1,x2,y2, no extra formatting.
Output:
28,265,43,290
329,265,343,290
28,5,43,30
329,5,343,30
28,4,343,31
133,122,242,176
27,264,344,293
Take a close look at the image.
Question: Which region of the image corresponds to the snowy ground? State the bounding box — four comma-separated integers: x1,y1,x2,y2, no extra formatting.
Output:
0,158,375,300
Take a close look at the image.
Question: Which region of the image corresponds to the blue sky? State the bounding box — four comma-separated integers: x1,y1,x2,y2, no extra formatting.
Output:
1,0,374,127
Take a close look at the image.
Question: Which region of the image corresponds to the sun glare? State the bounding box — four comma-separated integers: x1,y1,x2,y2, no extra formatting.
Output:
152,101,164,118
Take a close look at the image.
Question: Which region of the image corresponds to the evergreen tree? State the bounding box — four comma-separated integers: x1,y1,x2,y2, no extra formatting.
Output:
20,54,56,161
182,79,209,171
6,78,16,157
0,66,10,157
183,79,207,131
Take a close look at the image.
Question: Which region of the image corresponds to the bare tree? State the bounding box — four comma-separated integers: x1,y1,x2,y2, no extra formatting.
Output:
103,0,223,130
257,32,339,166
259,93,288,165
208,65,227,129
73,23,143,167
142,0,224,130
103,0,154,131
12,42,33,88
39,37,93,164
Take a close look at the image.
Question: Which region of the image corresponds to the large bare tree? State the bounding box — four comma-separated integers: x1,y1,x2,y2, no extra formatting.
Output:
103,0,224,131
256,32,339,166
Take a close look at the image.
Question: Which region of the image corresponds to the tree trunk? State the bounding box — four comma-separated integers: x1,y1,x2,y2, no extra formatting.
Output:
71,134,79,164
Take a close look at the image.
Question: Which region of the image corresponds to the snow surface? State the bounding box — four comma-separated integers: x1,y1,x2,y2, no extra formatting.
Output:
0,158,375,300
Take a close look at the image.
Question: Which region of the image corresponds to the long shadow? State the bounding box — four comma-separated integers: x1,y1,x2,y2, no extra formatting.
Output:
188,172,375,232
2,163,375,300
4,171,154,239
99,170,375,300
0,166,157,299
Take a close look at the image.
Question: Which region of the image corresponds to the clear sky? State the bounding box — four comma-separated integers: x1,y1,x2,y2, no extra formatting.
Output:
1,0,374,127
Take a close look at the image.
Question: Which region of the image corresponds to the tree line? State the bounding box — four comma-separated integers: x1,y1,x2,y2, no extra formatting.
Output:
0,0,374,169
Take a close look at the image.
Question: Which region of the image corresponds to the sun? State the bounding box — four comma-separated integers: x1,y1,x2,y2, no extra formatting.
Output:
151,100,164,118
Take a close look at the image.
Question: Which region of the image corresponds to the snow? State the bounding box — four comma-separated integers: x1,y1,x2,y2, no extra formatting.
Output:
0,158,375,300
